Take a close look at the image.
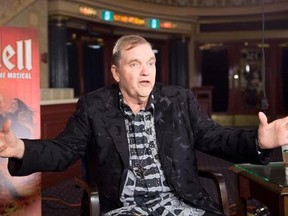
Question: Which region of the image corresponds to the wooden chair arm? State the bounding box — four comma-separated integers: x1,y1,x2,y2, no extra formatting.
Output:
74,176,100,216
198,169,230,216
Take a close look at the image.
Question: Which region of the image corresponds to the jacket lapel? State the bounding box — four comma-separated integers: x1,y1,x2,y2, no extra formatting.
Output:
101,84,175,171
153,89,175,180
102,90,130,169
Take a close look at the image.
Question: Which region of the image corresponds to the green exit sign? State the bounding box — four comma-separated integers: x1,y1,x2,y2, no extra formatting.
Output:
101,10,114,21
149,18,160,29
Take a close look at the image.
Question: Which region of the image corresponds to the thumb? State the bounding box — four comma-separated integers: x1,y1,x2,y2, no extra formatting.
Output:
2,119,12,134
258,111,268,126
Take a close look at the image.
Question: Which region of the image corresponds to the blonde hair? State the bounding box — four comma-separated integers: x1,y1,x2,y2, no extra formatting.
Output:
112,35,151,66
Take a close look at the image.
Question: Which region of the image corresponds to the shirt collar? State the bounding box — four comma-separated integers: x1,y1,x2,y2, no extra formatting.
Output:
119,91,155,115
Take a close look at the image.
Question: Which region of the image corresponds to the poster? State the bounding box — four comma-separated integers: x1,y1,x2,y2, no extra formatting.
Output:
0,26,41,215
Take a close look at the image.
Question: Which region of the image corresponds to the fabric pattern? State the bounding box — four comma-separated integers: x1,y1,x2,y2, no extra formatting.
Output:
105,93,204,215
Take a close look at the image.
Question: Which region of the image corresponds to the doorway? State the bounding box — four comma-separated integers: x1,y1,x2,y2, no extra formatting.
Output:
201,49,229,112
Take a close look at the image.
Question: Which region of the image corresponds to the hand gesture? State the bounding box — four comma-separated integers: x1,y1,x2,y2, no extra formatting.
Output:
258,111,288,149
0,119,24,159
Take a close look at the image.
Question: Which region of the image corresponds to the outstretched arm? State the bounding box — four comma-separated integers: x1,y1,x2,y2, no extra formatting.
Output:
258,111,288,149
0,119,25,159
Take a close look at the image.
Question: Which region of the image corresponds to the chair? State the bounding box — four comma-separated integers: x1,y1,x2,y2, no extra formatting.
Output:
198,169,230,216
74,176,100,216
74,168,230,216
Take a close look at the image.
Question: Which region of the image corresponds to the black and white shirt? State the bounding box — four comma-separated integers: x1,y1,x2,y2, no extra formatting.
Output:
105,93,205,216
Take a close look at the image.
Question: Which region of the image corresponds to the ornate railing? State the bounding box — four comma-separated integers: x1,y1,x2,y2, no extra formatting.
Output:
133,0,284,7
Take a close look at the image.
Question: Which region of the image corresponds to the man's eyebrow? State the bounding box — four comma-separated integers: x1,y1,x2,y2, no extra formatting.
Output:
127,56,156,64
127,58,140,64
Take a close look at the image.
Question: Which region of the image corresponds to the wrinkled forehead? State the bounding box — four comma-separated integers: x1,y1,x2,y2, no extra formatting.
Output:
112,37,152,66
120,44,155,63
123,41,148,51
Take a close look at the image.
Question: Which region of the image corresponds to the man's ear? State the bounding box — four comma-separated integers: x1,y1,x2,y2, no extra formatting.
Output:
111,65,120,82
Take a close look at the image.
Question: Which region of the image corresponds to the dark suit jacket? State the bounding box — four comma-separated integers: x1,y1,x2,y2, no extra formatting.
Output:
8,83,271,215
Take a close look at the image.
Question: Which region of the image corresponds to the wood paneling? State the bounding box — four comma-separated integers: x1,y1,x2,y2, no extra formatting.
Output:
40,103,81,189
41,103,76,139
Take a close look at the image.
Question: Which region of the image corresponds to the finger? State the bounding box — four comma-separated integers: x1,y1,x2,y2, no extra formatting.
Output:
258,111,268,126
2,119,11,134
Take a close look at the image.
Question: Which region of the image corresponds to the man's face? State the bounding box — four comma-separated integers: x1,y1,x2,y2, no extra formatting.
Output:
112,43,156,103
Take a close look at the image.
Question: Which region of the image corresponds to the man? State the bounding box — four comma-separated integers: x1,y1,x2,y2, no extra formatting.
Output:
0,34,288,216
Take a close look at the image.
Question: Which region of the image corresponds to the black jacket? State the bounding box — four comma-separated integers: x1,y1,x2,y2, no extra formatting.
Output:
8,83,271,215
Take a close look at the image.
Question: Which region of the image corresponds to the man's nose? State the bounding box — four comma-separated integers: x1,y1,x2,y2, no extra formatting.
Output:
140,64,150,76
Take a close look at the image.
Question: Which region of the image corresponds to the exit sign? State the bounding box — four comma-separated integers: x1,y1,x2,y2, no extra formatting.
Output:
101,10,114,21
149,18,160,29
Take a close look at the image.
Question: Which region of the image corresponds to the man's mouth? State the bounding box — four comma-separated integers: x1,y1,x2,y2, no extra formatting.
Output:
140,80,149,83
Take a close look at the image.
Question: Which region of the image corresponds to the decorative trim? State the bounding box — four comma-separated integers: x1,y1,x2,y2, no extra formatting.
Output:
134,0,285,8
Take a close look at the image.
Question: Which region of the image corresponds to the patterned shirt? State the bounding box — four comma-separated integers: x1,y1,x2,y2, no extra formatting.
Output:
104,93,205,216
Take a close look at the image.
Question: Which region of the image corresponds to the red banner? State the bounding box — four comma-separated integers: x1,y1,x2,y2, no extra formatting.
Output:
0,26,41,215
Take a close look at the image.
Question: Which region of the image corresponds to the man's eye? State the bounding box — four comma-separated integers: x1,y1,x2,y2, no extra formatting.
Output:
148,61,155,66
130,62,140,68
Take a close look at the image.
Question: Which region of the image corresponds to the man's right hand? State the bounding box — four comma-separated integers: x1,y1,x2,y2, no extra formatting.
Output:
0,119,25,159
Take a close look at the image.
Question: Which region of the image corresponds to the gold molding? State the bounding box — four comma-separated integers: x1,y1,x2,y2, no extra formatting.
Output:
132,0,286,8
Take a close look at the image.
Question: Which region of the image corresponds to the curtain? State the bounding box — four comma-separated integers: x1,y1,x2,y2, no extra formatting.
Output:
83,44,104,94
169,39,189,88
67,43,80,96
48,19,69,88
202,49,229,112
